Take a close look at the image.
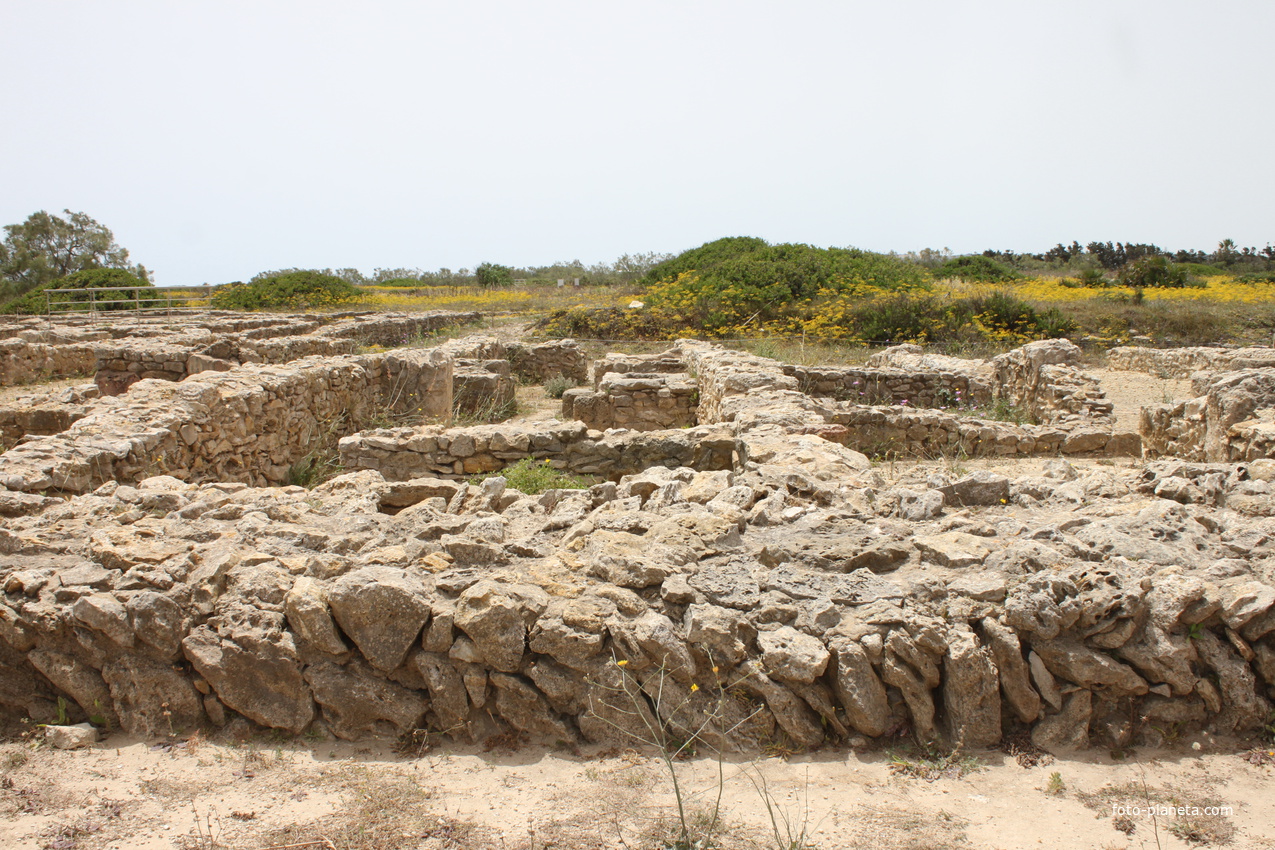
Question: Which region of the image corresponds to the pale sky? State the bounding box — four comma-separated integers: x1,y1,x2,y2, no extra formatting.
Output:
3,1,1271,285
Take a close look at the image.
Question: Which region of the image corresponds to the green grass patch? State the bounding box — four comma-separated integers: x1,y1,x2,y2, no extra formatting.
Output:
471,457,590,494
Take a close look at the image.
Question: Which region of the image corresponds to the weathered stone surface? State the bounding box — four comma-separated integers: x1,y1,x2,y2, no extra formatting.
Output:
454,581,547,673
943,629,1001,747
284,577,349,657
489,672,575,742
305,659,427,740
1192,629,1272,732
1031,637,1148,696
914,532,995,569
940,471,1011,507
757,625,830,684
830,639,890,737
45,723,98,749
100,656,204,737
980,619,1040,723
328,567,432,672
28,650,119,728
414,651,470,737
684,604,750,666
1031,689,1092,751
183,621,314,734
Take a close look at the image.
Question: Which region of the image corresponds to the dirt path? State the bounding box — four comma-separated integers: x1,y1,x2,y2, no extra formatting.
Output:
1091,368,1195,431
2,733,1271,850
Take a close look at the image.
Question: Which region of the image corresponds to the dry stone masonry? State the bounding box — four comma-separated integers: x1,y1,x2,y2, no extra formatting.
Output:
0,318,1274,758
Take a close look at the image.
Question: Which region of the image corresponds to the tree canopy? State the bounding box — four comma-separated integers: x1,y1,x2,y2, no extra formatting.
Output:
0,210,149,305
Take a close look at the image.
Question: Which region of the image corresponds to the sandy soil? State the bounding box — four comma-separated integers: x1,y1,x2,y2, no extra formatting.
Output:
1090,369,1195,432
2,730,1272,850
0,378,92,407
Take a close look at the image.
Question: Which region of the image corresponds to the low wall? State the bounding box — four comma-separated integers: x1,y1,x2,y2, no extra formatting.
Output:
1141,368,1275,461
561,372,698,431
783,364,993,408
590,351,688,387
827,404,1140,458
0,339,97,387
991,339,1113,426
0,464,1269,750
439,336,587,384
452,361,516,417
1109,345,1275,378
339,421,735,479
93,312,480,396
0,349,452,493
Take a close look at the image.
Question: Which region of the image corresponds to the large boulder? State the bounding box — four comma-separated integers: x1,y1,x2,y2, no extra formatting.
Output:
328,567,432,672
454,581,548,673
183,617,314,734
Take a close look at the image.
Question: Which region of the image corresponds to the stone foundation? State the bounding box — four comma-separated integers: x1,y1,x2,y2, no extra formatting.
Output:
0,349,451,493
562,372,699,431
3,325,1275,753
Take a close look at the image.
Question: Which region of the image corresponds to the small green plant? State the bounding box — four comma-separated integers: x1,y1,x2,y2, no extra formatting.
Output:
1046,771,1065,795
887,743,982,781
955,396,1033,425
471,458,589,495
543,375,579,399
286,450,341,489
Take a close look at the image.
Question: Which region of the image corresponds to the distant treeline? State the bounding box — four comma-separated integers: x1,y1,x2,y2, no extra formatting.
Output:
266,252,676,289
901,239,1274,273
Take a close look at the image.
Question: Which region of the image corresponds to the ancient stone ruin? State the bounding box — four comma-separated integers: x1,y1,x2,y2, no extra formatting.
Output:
2,311,1273,756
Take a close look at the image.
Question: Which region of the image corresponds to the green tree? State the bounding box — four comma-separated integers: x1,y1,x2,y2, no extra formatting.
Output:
475,262,513,287
1214,238,1240,267
0,210,149,303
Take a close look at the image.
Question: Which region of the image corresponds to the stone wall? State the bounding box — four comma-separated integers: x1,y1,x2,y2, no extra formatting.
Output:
0,350,452,493
0,339,97,387
93,312,479,396
439,336,587,384
590,351,688,387
991,339,1113,426
826,404,1140,458
1,332,1274,752
1110,345,1275,378
561,372,698,431
1142,368,1275,461
339,421,735,479
0,460,1270,750
782,364,993,408
452,361,516,417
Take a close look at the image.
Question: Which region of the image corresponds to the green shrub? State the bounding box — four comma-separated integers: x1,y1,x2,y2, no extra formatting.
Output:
544,375,579,399
932,255,1023,283
1076,268,1108,287
1236,271,1275,284
211,270,362,311
1175,262,1227,277
474,457,589,495
0,267,154,315
1116,256,1200,289
641,237,929,335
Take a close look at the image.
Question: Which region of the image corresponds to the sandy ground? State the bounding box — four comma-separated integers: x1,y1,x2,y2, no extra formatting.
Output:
0,378,92,407
1090,369,1195,432
2,729,1272,850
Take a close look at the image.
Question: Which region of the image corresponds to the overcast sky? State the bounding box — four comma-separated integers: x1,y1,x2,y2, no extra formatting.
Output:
3,1,1272,285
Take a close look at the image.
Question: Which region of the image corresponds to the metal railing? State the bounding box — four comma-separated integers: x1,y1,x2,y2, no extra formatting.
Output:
43,286,210,318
